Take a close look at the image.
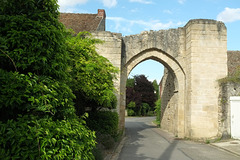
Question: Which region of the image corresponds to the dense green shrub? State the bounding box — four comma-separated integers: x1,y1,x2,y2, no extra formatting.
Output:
0,115,96,160
127,109,135,116
141,103,150,116
95,133,115,150
92,146,104,160
0,0,98,159
87,111,119,138
127,101,136,116
0,0,120,159
0,69,76,121
0,0,69,80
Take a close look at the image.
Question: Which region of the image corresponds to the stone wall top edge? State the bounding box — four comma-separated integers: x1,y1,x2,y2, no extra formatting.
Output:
184,19,226,28
122,28,184,39
91,31,122,38
227,50,240,53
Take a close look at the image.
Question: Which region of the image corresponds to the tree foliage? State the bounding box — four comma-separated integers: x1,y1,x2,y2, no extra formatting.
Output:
127,101,136,116
66,33,118,114
0,0,76,120
126,75,157,116
0,115,96,160
152,80,160,99
0,70,76,121
155,99,161,126
0,0,122,159
0,0,69,80
126,77,134,88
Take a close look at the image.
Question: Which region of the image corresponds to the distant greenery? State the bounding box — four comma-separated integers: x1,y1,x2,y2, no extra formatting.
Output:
153,80,160,99
0,0,118,159
126,77,135,88
154,99,161,127
126,75,157,116
127,101,136,116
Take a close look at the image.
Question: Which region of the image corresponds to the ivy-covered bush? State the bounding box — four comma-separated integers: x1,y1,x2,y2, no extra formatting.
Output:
0,115,96,160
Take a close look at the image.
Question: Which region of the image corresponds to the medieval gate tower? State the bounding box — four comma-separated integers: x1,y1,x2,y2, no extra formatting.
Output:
92,19,227,139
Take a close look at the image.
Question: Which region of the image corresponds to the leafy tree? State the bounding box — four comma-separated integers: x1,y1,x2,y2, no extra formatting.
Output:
0,70,76,121
66,32,118,114
134,75,157,109
126,77,135,87
126,75,157,116
0,0,75,120
0,0,96,159
0,0,69,80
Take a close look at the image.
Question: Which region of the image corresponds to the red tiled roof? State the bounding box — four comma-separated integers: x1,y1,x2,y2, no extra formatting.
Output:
59,9,105,33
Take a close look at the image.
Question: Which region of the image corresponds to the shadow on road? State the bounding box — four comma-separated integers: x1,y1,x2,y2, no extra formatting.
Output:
158,141,178,160
118,117,240,160
119,117,181,160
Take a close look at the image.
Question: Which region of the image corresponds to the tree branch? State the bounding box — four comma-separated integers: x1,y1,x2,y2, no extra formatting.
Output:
0,49,18,72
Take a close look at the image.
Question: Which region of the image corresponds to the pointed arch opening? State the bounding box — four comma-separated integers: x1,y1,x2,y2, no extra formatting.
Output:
121,48,186,137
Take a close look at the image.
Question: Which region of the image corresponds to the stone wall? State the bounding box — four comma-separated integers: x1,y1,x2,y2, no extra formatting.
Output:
160,68,178,135
219,82,240,138
122,29,186,137
184,19,227,138
92,19,228,139
218,51,240,138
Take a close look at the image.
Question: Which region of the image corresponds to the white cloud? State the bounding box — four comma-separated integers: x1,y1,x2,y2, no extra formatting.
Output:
151,21,174,30
58,0,88,7
217,7,240,23
59,0,117,12
129,0,153,4
58,0,88,12
101,0,117,8
107,17,185,35
163,9,173,14
178,0,186,4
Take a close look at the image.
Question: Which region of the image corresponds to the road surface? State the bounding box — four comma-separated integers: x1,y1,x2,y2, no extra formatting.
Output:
118,117,240,160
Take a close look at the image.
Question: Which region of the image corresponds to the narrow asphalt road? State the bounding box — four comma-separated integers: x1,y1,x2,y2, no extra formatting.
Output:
117,117,240,160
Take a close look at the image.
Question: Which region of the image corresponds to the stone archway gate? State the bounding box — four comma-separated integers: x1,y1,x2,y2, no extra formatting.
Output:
92,19,227,139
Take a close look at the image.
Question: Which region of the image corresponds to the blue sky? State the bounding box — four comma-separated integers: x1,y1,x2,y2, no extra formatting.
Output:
59,0,240,83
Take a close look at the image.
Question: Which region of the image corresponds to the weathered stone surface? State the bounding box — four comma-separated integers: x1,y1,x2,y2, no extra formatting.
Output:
219,82,240,138
92,19,228,139
227,51,240,75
